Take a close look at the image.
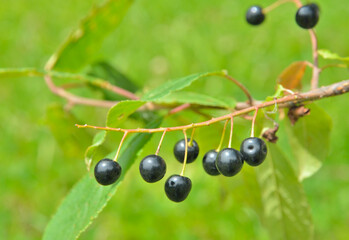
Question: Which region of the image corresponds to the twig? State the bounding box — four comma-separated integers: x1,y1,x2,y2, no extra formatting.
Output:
76,79,349,134
221,73,254,105
45,75,118,108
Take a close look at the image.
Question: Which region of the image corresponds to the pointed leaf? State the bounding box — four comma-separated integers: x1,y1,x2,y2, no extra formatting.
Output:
277,61,307,90
256,143,314,240
318,49,349,67
286,104,332,180
157,91,234,108
141,71,221,101
43,117,162,240
46,0,133,71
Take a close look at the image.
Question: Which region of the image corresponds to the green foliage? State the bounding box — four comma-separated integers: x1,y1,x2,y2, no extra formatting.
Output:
141,72,222,101
157,91,235,108
2,0,349,239
286,104,332,180
43,117,162,240
318,49,349,67
87,61,139,100
256,143,313,240
46,0,134,71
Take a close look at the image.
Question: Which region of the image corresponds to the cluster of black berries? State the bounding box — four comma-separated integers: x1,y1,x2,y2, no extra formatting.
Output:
94,136,267,203
246,3,320,29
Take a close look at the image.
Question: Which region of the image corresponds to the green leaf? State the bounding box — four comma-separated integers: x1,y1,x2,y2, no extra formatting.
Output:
87,62,138,101
83,100,145,168
286,104,332,180
256,143,314,240
0,68,43,78
45,104,92,158
141,71,221,101
106,100,145,127
46,0,134,71
84,131,107,171
157,91,234,108
318,49,349,67
43,117,162,240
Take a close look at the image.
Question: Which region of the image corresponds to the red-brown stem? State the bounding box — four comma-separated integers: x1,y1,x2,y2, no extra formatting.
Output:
113,131,128,162
222,74,254,105
76,79,349,134
155,130,167,155
168,103,191,115
264,0,294,13
228,116,234,148
309,30,320,89
180,130,188,176
251,108,259,137
45,75,118,108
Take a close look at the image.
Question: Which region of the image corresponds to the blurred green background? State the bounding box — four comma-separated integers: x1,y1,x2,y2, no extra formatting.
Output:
1,0,349,239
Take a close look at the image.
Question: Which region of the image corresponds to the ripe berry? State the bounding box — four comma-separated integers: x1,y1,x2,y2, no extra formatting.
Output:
240,137,267,166
173,138,199,163
216,148,244,177
139,154,166,183
94,158,122,185
246,5,265,25
164,174,192,202
202,150,220,176
295,4,319,29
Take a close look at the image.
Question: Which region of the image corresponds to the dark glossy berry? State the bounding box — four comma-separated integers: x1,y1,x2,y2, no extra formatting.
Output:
246,5,265,25
94,158,122,185
240,137,267,166
295,4,319,29
164,174,192,202
173,138,199,163
139,154,166,183
216,148,244,177
202,150,220,176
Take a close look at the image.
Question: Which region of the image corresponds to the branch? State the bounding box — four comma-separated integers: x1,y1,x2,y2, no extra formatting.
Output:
76,79,349,133
44,75,118,108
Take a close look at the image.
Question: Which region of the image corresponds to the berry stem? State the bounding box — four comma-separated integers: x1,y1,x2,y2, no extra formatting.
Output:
113,131,128,162
309,30,320,89
180,130,188,176
188,128,196,146
251,108,259,138
216,119,229,151
264,0,295,14
228,116,234,148
155,130,167,155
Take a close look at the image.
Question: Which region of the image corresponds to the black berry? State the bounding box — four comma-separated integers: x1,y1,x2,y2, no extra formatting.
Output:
246,5,265,25
295,4,319,29
139,154,166,183
216,148,244,177
94,158,122,185
173,138,199,163
164,174,192,202
240,137,267,166
202,150,220,176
